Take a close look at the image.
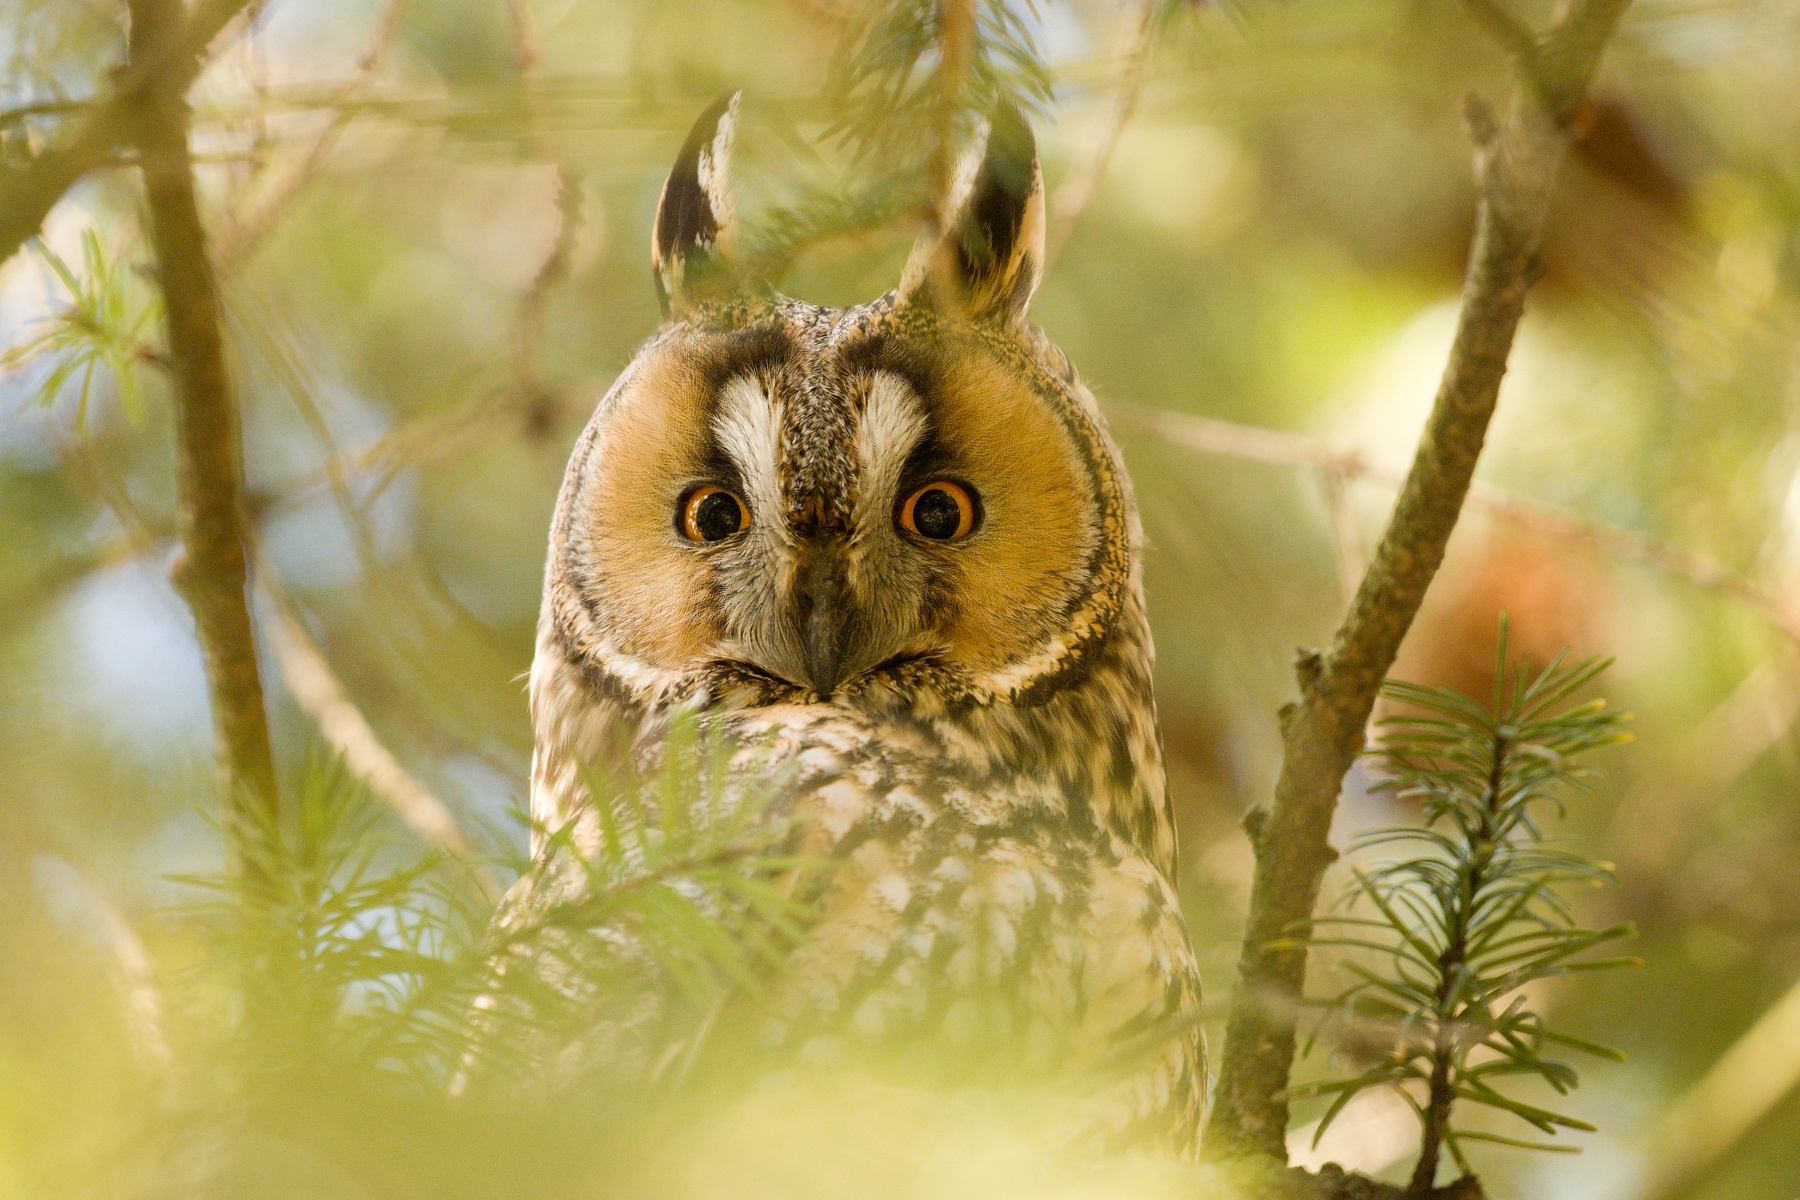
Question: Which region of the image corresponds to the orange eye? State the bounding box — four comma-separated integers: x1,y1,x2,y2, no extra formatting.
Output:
680,486,750,542
899,480,977,541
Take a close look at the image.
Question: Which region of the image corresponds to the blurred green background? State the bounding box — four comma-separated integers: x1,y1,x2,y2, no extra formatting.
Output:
3,0,1800,1197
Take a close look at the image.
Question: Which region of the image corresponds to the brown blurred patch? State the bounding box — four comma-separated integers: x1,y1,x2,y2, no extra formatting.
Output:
1388,520,1614,703
1540,98,1708,308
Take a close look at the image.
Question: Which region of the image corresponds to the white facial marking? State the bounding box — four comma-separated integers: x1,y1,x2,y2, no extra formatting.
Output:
713,375,787,542
852,371,928,537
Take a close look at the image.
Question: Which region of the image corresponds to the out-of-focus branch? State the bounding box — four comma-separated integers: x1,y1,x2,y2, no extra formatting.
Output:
1317,466,1363,605
1109,401,1800,650
1632,970,1800,1200
926,0,977,228
0,0,251,268
128,0,279,879
262,574,489,874
213,0,410,271
1045,0,1156,266
503,0,580,430
1460,0,1544,87
913,0,978,310
1202,0,1633,1167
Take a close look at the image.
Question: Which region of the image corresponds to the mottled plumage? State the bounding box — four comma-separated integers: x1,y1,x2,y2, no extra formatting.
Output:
526,96,1205,1152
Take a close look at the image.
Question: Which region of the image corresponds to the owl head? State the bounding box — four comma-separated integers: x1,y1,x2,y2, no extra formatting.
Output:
540,95,1138,720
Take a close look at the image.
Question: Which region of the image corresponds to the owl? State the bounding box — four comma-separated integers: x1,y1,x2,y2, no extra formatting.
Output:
525,94,1206,1154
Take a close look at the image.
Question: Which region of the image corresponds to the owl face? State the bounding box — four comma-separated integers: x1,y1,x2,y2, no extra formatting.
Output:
546,98,1132,709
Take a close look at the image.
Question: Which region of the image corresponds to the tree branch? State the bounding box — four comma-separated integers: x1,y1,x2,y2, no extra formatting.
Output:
0,0,251,269
1044,0,1156,267
1202,0,1633,1164
129,0,278,879
262,573,490,877
1108,400,1800,650
212,0,410,271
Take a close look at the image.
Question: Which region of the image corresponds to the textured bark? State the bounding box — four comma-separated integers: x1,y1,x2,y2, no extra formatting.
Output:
1203,0,1633,1165
129,0,278,876
0,0,249,269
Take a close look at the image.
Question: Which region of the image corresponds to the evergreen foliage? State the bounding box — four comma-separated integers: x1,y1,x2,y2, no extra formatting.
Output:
169,712,811,1098
2,231,156,423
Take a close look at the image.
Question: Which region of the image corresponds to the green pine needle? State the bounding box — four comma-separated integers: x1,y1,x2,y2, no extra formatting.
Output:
1294,618,1637,1184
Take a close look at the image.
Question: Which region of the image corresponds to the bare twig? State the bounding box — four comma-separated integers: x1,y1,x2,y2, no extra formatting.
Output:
1045,0,1156,266
128,0,279,879
0,0,252,268
1110,401,1800,650
1202,0,1633,1164
261,574,489,871
502,0,581,426
213,0,410,271
1632,970,1800,1200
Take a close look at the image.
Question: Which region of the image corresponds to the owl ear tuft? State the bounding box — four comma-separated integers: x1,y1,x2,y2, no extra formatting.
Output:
653,91,741,316
900,100,1045,324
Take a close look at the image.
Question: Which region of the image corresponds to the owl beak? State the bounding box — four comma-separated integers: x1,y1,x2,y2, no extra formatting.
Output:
801,542,849,698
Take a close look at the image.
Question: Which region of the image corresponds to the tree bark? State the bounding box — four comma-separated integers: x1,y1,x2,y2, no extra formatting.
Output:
1203,0,1633,1164
129,0,279,877
0,0,249,270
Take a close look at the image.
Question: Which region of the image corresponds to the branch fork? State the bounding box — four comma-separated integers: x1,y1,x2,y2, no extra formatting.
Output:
1203,0,1634,1174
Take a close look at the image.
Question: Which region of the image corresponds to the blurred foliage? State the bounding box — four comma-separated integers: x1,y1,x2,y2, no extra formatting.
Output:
3,0,1800,1196
1,231,157,424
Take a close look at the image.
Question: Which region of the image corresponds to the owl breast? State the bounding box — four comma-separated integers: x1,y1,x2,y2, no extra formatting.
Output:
723,686,1205,1154
521,94,1207,1156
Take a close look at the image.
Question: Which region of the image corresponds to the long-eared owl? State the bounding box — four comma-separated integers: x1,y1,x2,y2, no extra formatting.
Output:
527,94,1206,1152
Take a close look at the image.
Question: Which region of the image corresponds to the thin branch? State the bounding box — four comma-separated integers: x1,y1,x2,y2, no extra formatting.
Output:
1319,466,1364,606
1460,0,1544,84
503,0,581,429
1109,401,1800,649
128,0,279,879
915,0,979,309
1203,0,1634,1163
212,0,410,271
261,572,490,874
0,0,252,269
1045,0,1156,266
1632,970,1800,1200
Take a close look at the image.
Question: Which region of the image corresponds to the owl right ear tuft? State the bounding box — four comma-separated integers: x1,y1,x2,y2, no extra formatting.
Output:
899,100,1045,325
652,91,741,317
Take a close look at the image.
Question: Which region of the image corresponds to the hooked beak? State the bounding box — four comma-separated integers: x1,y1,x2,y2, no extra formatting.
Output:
801,540,849,698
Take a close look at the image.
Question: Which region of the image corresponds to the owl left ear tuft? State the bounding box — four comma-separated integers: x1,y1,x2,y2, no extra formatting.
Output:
653,91,741,316
900,100,1045,325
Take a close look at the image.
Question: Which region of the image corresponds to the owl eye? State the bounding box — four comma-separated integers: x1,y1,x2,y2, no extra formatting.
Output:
899,480,978,541
680,486,750,542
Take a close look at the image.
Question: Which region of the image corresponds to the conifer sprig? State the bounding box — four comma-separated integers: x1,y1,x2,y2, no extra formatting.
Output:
825,0,1054,166
170,712,817,1094
2,231,159,424
1290,622,1637,1194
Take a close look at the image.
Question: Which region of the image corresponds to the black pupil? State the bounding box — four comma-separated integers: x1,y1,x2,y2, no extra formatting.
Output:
692,491,742,541
913,488,963,540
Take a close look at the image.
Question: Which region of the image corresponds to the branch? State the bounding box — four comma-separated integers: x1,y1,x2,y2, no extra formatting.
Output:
1109,400,1800,651
128,0,279,879
1202,0,1633,1163
1632,971,1800,1200
1044,0,1156,266
212,0,410,271
0,0,251,269
502,0,582,427
262,573,491,876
